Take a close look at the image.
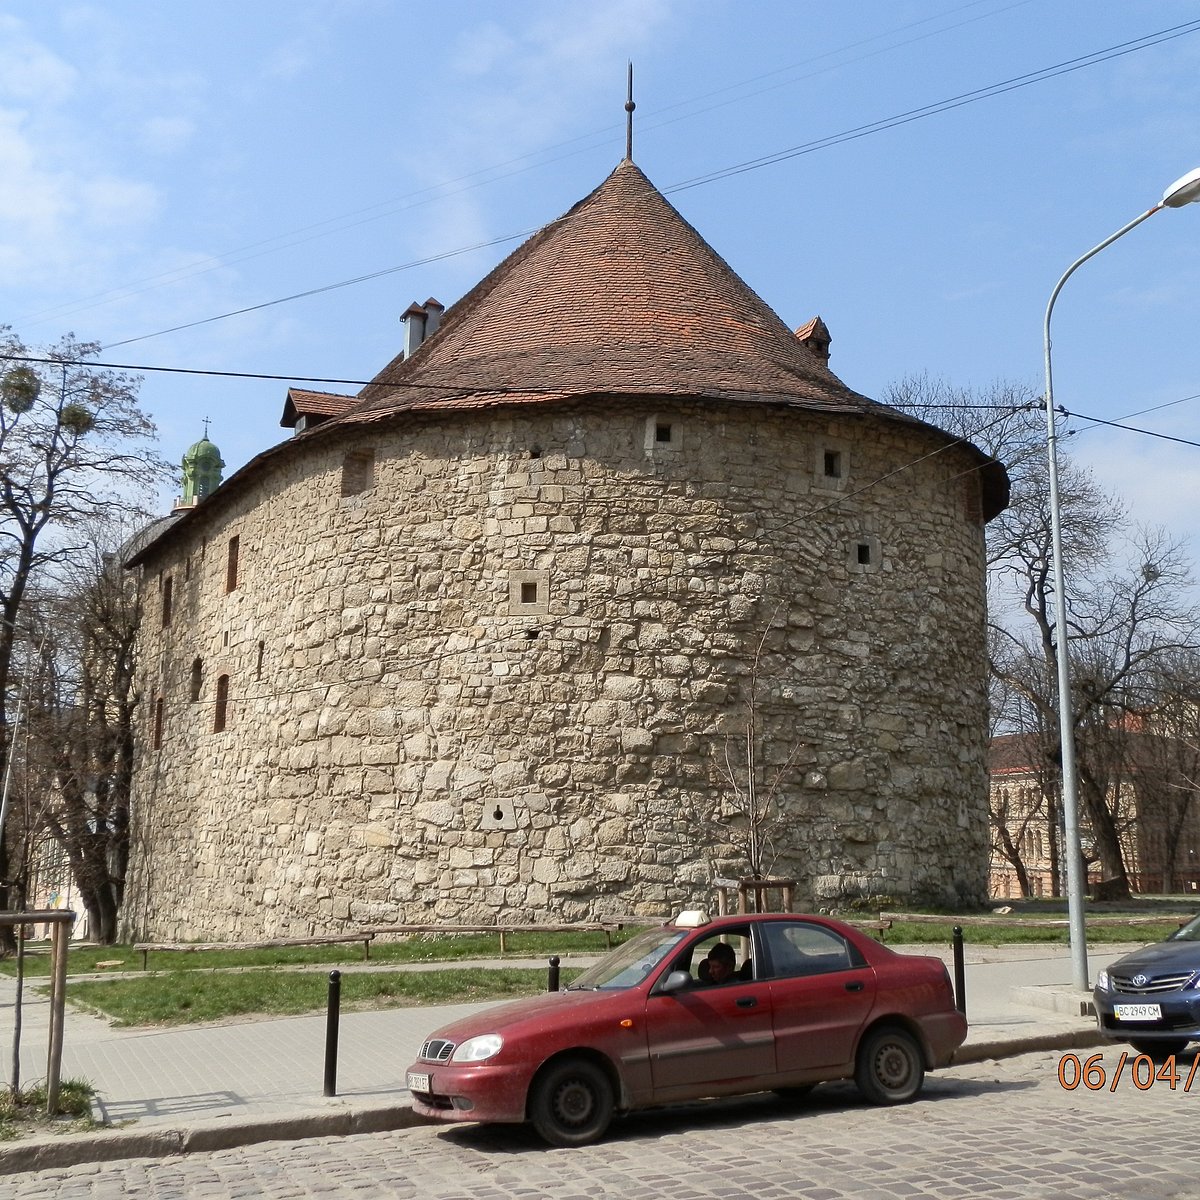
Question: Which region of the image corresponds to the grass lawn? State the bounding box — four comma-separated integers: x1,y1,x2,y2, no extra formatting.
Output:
1,928,631,978
3,904,1193,1028
63,966,582,1027
882,918,1187,946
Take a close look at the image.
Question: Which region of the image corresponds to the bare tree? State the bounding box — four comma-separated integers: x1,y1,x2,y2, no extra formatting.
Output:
987,657,1056,897
0,328,169,948
885,374,1200,900
19,522,144,943
701,603,811,886
1120,651,1200,892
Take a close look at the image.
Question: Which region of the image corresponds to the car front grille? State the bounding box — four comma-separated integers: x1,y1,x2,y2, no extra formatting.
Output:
421,1038,456,1062
1111,971,1197,995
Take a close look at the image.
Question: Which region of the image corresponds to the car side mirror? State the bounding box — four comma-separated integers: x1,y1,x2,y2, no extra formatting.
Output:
659,970,694,995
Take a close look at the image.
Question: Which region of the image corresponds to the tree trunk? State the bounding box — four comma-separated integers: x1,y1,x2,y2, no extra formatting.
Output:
1079,763,1132,900
995,826,1033,897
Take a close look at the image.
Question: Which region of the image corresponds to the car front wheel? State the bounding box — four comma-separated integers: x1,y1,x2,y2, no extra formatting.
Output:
855,1027,924,1105
529,1057,614,1147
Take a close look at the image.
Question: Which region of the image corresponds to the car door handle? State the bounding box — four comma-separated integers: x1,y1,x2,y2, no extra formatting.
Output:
736,997,757,1008
845,981,864,992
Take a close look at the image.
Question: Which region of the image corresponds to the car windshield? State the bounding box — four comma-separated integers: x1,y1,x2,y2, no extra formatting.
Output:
1170,914,1200,942
567,925,690,990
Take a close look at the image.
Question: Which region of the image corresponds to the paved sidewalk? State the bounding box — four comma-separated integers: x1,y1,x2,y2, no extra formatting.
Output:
0,944,1121,1174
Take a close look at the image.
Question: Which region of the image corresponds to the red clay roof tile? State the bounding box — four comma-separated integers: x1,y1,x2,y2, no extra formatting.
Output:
347,161,880,418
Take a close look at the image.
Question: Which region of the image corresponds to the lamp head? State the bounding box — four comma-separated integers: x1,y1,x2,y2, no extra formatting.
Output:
1162,167,1200,208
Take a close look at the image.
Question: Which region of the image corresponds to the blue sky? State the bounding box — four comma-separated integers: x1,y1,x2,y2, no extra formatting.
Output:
3,1,1200,550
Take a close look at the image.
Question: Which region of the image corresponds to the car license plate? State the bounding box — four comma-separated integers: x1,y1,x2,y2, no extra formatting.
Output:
1114,1004,1162,1021
407,1072,431,1092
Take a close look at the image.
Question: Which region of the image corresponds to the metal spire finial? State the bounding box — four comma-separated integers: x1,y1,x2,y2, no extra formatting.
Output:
202,415,211,439
625,62,635,161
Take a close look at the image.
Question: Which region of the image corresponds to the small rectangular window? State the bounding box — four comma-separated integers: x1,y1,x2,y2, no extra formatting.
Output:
509,570,549,615
849,535,880,573
161,576,173,627
152,696,164,751
645,415,679,452
226,535,240,593
214,674,230,732
824,450,842,479
341,449,375,496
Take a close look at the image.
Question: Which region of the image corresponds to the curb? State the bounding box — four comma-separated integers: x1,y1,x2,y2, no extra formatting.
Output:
0,1030,1102,1175
0,1103,432,1176
950,1028,1105,1066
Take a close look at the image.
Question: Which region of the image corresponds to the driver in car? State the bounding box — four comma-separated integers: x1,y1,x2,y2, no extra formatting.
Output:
699,942,737,984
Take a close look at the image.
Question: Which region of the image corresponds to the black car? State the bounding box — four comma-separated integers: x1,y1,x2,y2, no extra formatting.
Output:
1093,914,1200,1058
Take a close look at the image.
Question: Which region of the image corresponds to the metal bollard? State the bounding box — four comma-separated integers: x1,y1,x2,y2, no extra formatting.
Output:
952,926,966,1017
324,970,341,1097
548,955,561,992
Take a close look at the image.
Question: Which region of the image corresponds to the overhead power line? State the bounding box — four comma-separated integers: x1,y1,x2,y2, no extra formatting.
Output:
666,19,1200,193
5,350,1200,456
98,18,1200,353
19,0,1029,332
1063,409,1200,451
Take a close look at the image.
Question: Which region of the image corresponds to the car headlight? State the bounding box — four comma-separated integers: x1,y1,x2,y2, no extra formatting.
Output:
1095,969,1110,992
452,1034,503,1063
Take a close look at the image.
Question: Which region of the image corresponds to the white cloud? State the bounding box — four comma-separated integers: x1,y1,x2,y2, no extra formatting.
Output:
139,116,195,155
451,23,520,76
0,15,77,104
1077,434,1200,551
0,110,75,280
391,0,677,267
79,176,160,228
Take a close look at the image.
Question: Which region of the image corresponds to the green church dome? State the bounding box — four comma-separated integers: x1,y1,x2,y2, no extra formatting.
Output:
180,430,225,504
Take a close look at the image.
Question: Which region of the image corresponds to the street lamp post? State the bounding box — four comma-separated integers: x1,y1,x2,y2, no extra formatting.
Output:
1043,166,1200,992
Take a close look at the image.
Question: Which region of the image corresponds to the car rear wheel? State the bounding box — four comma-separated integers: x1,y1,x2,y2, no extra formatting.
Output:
855,1027,924,1105
1131,1038,1189,1060
529,1058,614,1147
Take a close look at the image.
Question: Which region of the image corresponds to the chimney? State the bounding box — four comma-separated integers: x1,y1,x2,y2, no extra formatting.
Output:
423,297,444,338
402,302,427,360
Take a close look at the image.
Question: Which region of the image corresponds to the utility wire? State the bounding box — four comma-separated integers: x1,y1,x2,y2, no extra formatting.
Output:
7,348,1199,457
17,0,1028,331
667,20,1200,193
1060,410,1200,451
96,18,1200,353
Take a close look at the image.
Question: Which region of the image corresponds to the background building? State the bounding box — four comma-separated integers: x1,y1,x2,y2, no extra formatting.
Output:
989,730,1200,898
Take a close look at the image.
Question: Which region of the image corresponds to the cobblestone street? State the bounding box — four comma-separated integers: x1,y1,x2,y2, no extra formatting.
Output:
6,1049,1196,1199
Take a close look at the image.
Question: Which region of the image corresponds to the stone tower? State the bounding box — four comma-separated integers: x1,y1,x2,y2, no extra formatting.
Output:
123,161,1007,941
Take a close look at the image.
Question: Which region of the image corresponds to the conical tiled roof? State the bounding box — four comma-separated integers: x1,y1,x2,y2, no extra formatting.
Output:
345,160,882,419
126,158,1009,570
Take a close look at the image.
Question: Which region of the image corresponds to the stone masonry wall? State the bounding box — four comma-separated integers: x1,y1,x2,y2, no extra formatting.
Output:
124,398,992,940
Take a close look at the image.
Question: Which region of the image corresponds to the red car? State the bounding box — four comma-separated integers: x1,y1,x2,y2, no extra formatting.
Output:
405,910,966,1146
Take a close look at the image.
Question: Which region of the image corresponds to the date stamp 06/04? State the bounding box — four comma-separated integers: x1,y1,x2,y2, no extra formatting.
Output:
1058,1051,1200,1092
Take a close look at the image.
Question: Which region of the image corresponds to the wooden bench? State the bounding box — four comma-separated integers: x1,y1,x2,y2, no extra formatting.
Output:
133,932,376,971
